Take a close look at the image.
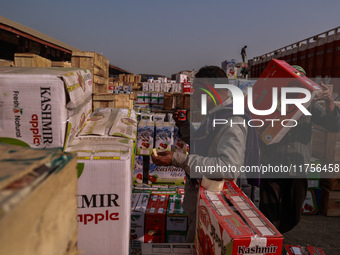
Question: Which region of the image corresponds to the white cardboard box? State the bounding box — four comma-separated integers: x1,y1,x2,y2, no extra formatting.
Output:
0,67,92,149
66,139,133,255
142,243,195,255
131,193,150,249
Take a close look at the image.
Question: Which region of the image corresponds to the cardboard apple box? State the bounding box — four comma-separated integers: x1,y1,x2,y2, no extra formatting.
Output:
145,195,169,243
249,59,322,144
0,67,92,149
131,193,150,249
166,195,188,243
195,182,283,255
66,138,134,255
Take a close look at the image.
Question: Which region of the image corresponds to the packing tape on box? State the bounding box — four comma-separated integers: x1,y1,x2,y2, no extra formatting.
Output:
201,176,224,192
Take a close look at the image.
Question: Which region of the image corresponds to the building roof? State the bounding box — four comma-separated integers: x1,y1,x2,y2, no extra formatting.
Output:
0,16,132,74
0,16,80,52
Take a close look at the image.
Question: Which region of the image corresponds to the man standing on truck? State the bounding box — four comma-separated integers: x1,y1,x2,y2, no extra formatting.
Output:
241,45,247,63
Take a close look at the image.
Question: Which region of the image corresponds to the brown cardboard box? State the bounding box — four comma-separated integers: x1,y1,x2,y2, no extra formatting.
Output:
312,125,340,163
321,187,340,216
0,144,78,255
0,59,14,67
321,178,340,191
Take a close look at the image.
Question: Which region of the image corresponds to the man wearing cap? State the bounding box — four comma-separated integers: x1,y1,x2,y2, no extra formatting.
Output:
259,65,340,233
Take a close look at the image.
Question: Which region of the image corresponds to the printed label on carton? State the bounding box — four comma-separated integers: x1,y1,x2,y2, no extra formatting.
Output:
155,122,173,152
145,195,169,243
195,183,283,255
133,155,144,184
131,193,150,249
149,158,186,185
137,121,154,155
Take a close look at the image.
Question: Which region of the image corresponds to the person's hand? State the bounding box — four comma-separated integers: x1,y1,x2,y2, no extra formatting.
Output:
172,111,181,126
314,82,335,113
151,151,174,166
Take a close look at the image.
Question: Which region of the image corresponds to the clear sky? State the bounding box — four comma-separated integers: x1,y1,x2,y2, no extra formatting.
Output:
1,0,340,76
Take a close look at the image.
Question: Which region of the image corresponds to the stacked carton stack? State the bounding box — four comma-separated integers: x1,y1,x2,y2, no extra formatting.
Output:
118,73,142,90
66,108,137,255
135,80,185,112
311,101,340,216
0,67,139,254
108,74,142,94
71,51,109,94
321,178,340,216
130,113,189,254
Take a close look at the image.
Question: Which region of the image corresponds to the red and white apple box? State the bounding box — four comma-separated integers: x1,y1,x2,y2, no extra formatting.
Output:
249,59,322,144
145,195,169,243
195,181,283,255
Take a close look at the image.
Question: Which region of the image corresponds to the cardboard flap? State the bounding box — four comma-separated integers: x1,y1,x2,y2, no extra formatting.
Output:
0,143,61,190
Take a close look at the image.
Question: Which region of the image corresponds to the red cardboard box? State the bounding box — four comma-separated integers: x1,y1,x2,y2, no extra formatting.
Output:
145,195,169,243
250,59,321,144
306,245,326,255
285,245,325,255
182,82,193,94
195,182,283,255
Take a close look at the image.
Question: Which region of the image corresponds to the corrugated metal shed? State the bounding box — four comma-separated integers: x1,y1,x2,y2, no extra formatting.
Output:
0,16,79,52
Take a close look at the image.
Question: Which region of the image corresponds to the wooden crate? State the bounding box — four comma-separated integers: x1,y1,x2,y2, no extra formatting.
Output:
174,93,190,110
119,74,125,82
312,125,340,163
93,93,133,110
321,179,340,191
51,61,72,68
0,59,14,67
163,93,174,110
0,145,78,255
71,51,109,94
134,75,141,83
321,187,340,216
14,53,51,67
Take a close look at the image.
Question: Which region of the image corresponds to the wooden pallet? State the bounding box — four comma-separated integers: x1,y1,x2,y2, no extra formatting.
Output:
72,51,109,94
14,53,51,67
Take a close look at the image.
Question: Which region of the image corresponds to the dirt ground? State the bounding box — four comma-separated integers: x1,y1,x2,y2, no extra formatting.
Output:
284,214,340,254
